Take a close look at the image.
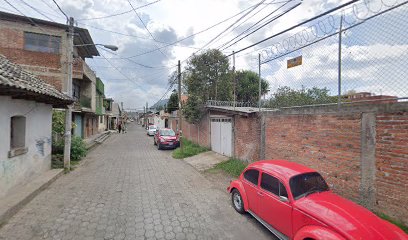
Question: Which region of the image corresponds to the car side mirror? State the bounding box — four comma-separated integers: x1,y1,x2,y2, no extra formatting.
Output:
279,196,289,202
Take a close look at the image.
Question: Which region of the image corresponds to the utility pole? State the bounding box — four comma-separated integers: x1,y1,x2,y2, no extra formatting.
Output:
63,16,74,172
178,60,183,156
232,51,236,110
145,102,148,126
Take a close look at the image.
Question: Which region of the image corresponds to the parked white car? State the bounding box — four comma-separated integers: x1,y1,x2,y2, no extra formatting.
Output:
147,125,157,136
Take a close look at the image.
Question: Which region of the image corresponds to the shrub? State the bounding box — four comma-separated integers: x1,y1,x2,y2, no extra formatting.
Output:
52,136,87,161
70,136,87,161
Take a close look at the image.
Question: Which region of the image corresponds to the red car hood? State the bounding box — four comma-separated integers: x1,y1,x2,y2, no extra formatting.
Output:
294,191,407,240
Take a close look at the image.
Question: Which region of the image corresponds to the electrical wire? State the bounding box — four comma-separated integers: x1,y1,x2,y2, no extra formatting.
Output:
77,0,163,21
196,0,268,53
226,0,360,57
221,1,302,51
127,0,168,58
51,0,68,20
107,2,260,59
19,0,55,22
216,0,294,50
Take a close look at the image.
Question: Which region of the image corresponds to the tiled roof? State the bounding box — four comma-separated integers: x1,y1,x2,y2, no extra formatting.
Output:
0,54,73,107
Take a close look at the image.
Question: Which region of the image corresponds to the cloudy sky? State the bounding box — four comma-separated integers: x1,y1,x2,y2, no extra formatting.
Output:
1,0,407,109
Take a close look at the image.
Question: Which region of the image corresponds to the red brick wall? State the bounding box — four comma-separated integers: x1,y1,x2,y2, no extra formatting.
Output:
0,25,63,91
264,114,362,202
181,116,210,148
376,112,408,224
234,115,260,162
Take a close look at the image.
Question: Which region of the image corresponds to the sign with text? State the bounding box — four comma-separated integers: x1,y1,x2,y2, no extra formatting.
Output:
287,56,302,69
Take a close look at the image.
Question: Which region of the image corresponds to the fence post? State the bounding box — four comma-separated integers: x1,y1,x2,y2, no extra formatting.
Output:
259,53,265,160
338,14,343,108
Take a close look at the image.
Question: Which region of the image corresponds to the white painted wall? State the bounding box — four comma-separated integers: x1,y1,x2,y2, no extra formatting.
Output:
0,96,52,198
154,115,165,129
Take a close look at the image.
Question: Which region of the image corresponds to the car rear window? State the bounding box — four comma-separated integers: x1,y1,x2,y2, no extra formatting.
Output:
290,172,329,200
243,169,259,186
160,129,175,136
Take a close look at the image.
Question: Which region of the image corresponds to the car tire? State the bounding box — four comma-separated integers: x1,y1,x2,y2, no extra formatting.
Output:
231,189,245,214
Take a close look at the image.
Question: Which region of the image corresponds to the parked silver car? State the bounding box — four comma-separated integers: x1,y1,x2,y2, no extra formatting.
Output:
147,125,157,136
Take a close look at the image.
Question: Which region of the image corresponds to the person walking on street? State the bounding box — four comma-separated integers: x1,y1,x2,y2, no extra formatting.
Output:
118,122,122,133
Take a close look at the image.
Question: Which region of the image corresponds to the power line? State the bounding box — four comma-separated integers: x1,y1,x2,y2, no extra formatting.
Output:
51,0,68,20
215,0,293,50
221,1,301,51
207,0,286,49
19,0,55,22
3,0,37,25
127,0,168,58
96,46,171,69
198,0,268,52
77,0,163,21
37,0,64,18
114,2,259,59
226,0,360,57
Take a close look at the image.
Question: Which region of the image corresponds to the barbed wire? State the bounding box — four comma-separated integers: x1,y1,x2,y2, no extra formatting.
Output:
259,0,407,63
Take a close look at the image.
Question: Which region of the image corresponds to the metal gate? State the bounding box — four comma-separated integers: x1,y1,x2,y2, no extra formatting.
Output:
210,117,232,157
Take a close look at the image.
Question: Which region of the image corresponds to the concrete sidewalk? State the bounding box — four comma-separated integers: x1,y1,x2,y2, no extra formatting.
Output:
0,169,63,227
183,151,229,171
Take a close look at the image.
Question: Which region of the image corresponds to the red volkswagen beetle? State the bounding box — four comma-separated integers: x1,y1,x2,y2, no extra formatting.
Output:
227,160,407,240
153,128,179,150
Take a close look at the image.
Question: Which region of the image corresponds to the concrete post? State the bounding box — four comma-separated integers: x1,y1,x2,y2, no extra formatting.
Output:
360,112,376,210
63,17,74,172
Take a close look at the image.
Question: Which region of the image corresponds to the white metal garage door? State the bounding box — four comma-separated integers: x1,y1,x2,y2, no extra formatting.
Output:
211,117,232,157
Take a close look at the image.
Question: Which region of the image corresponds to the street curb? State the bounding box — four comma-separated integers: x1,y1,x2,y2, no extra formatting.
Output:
0,169,64,228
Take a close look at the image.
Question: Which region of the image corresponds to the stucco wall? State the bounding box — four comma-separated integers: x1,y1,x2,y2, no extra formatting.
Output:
0,96,52,198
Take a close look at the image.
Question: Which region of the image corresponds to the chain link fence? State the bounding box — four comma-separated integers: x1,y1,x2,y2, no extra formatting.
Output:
256,0,408,109
227,0,408,109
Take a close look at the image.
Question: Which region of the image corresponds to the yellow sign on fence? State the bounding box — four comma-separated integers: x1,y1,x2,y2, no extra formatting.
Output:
287,56,302,69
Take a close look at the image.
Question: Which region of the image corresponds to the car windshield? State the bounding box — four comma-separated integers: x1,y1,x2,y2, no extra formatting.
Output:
149,126,157,130
290,172,329,200
160,129,175,136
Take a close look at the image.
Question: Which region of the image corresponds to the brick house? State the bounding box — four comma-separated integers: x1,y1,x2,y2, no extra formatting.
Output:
0,54,72,198
0,11,101,139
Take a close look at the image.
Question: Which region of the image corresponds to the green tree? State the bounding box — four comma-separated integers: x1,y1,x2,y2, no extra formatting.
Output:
267,86,337,108
235,70,269,103
183,49,232,123
167,91,179,113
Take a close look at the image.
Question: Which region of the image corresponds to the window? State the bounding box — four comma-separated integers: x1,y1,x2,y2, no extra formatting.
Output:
261,173,288,198
24,32,61,54
73,83,81,101
160,129,175,136
243,169,259,185
290,172,329,200
9,116,27,157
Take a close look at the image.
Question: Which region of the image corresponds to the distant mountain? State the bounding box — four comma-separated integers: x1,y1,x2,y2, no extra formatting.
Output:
151,99,169,109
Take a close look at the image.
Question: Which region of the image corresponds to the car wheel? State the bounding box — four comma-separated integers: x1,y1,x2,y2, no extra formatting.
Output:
231,189,245,214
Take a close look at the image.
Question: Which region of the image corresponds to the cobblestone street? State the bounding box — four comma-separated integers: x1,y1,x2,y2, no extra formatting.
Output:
0,124,273,240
